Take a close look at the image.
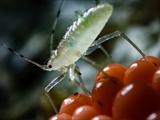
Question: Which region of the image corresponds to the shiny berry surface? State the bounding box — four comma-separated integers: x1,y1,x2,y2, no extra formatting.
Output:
140,56,160,68
146,110,160,120
152,68,160,107
124,60,157,84
59,93,91,116
112,81,159,120
91,115,113,120
48,113,72,120
92,77,124,116
72,105,99,119
95,63,127,83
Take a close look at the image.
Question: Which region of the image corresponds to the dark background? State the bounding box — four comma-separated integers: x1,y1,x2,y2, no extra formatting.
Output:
0,0,159,119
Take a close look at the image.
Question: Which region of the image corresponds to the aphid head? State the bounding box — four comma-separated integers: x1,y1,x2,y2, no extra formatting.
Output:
45,50,58,71
45,50,67,73
46,59,53,71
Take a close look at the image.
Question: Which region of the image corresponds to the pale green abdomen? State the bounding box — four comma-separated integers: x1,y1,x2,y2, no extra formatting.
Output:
51,3,113,71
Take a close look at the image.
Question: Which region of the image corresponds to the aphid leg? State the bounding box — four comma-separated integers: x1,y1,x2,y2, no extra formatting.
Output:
81,55,118,85
75,73,88,95
45,92,58,114
50,0,65,55
45,73,66,92
69,64,103,106
75,63,97,95
99,45,115,63
85,44,115,63
74,65,86,91
69,64,92,95
81,55,110,78
81,55,102,71
75,65,82,76
91,30,147,59
69,64,102,106
44,73,66,113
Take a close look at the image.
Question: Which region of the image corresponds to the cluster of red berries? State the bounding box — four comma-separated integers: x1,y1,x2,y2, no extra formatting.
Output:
49,56,160,120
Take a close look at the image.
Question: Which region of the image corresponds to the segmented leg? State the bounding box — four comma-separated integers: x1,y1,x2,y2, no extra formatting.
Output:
75,73,88,95
50,0,65,55
44,73,66,113
69,64,92,95
45,73,66,93
86,30,146,59
45,92,59,114
74,65,86,90
81,55,118,85
81,55,110,78
81,55,102,71
99,45,115,63
69,64,103,106
84,43,115,63
44,65,90,111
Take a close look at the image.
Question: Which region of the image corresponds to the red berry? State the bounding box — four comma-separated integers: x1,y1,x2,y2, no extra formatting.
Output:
146,110,160,120
72,105,99,119
92,77,124,116
95,63,127,83
59,93,91,116
112,81,159,120
48,113,72,120
152,68,160,107
140,56,160,68
91,115,113,120
124,60,157,84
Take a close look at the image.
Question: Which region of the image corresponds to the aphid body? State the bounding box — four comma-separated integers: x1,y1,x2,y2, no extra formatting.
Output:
0,1,113,114
47,3,113,73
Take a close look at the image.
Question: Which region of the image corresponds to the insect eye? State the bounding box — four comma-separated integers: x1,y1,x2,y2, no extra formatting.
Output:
48,65,52,68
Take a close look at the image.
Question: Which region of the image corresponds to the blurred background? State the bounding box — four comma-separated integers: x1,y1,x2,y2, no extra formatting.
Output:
0,0,159,119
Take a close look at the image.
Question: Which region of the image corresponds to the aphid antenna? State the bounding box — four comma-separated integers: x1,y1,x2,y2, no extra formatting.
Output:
50,0,66,55
0,43,49,70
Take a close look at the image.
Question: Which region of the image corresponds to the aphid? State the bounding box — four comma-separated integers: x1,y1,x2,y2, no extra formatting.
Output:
0,0,147,113
0,0,113,112
1,1,113,91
